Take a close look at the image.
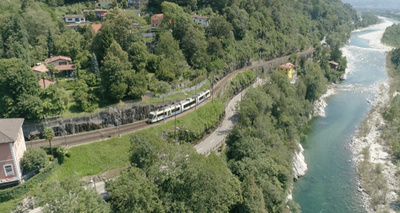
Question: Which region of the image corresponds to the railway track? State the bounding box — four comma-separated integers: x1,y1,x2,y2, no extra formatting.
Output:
28,47,314,149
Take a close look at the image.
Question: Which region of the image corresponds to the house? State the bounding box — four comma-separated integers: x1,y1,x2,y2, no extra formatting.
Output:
64,14,86,23
31,63,50,76
83,9,108,22
67,23,102,33
329,61,339,70
279,62,295,80
0,118,26,187
151,14,163,27
97,0,112,7
191,14,208,27
45,56,76,78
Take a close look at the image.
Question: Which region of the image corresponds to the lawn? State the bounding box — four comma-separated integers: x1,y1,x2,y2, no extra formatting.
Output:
50,98,224,181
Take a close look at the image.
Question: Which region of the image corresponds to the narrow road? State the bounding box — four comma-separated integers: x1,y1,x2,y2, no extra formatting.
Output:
195,78,266,155
28,48,313,149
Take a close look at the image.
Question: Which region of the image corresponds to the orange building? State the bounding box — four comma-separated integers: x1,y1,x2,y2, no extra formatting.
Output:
279,62,295,80
151,14,164,27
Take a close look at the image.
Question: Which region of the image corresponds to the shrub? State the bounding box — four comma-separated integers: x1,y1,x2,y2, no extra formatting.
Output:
56,147,70,164
21,148,47,172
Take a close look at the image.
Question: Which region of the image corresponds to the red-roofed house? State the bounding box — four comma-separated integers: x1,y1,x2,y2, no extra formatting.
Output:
45,56,76,78
279,62,295,80
0,118,26,187
31,63,50,76
151,14,164,27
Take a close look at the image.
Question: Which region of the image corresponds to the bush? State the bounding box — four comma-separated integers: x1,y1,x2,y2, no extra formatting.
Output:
56,147,70,164
21,148,47,172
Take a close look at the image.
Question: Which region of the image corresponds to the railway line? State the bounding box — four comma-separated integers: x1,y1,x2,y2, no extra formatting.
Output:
28,47,314,149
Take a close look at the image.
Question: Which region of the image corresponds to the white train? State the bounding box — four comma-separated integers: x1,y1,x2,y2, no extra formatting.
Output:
148,89,211,123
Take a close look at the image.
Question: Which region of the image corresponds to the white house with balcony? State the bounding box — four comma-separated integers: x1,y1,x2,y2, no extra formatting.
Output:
64,14,86,23
191,14,209,27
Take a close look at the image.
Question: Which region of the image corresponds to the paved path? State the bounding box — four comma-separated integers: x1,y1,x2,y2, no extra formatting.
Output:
194,91,242,155
195,78,266,155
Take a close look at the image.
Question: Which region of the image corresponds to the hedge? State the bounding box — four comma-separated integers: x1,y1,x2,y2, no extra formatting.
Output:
0,159,59,202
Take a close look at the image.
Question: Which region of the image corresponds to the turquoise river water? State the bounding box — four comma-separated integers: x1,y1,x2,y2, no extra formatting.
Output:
293,18,397,213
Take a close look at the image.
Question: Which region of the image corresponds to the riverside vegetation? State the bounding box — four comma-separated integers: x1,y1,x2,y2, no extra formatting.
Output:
0,0,380,212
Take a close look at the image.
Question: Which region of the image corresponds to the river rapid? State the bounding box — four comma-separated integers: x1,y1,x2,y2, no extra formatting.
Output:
293,18,397,213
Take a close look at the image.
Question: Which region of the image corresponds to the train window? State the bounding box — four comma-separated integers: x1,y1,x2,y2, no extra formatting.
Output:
172,107,180,113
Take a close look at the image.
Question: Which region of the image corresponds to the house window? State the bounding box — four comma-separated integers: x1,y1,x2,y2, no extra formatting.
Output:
4,164,14,177
59,62,67,65
68,18,73,21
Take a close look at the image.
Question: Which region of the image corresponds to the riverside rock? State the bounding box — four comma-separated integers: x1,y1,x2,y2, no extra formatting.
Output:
293,143,308,181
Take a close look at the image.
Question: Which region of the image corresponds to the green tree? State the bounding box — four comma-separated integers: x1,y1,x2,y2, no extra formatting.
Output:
37,180,111,213
207,16,234,39
40,85,69,116
181,26,209,68
130,134,159,170
55,29,83,60
73,79,99,112
155,31,186,79
90,52,100,78
100,41,132,101
126,71,148,99
128,42,149,71
0,58,42,119
106,167,165,213
161,2,193,41
21,148,47,172
43,128,55,157
239,175,268,213
101,8,148,50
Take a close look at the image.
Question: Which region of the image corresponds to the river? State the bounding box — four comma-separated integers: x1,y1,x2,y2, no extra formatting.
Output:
293,18,396,212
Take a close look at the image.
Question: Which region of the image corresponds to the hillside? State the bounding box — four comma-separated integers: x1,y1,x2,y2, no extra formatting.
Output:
0,0,380,212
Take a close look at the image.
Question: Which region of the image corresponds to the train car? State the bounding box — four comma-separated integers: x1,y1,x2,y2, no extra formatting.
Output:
147,89,211,123
181,97,197,111
196,89,210,104
148,104,182,123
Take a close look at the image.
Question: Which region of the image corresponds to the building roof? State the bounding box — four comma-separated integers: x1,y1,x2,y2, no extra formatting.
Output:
67,23,102,33
38,79,56,89
64,14,85,18
191,14,208,19
45,56,72,64
32,64,49,73
91,24,102,33
279,62,295,69
55,64,75,71
151,14,164,19
0,118,24,144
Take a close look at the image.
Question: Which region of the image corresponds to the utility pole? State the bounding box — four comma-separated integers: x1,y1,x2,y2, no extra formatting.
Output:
117,109,121,137
163,96,165,124
175,105,177,143
195,86,197,110
211,69,215,103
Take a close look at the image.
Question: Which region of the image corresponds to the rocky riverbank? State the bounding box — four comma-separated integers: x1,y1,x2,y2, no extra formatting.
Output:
349,81,398,212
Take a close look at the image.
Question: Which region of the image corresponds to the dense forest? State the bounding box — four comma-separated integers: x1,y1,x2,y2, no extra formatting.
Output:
0,0,376,121
0,0,380,212
382,23,400,48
